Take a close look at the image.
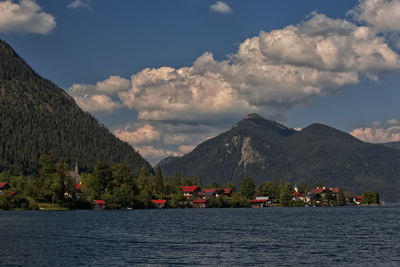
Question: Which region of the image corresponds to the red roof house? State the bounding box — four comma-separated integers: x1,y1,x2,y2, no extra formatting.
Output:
249,199,267,208
92,199,106,210
223,188,232,196
192,199,208,208
152,199,167,209
181,186,200,198
0,182,10,190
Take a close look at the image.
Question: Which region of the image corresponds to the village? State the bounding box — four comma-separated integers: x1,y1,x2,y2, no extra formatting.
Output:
150,185,374,209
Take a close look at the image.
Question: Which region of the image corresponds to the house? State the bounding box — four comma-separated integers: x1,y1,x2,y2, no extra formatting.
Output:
0,182,10,191
249,199,267,208
0,182,10,196
200,188,223,199
152,199,167,209
92,200,106,210
192,199,208,208
181,186,200,199
223,188,232,197
354,195,362,205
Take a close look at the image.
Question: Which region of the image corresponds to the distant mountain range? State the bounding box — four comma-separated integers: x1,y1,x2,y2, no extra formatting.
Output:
0,39,151,176
158,113,400,202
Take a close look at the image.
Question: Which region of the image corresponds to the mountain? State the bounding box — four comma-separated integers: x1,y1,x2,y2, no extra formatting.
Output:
158,114,400,202
383,141,400,150
0,39,152,176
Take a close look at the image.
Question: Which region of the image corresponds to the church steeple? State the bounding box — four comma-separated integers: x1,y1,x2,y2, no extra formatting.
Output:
74,160,78,174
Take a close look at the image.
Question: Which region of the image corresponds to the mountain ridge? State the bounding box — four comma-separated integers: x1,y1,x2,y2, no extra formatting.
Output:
159,113,400,201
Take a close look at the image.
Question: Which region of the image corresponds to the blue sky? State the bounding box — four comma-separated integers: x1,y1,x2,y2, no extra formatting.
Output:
1,0,400,164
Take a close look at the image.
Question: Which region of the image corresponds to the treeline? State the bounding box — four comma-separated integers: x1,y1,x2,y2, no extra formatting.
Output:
0,154,379,210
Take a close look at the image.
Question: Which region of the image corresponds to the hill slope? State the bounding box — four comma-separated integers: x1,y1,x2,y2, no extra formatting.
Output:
158,114,400,201
0,39,151,176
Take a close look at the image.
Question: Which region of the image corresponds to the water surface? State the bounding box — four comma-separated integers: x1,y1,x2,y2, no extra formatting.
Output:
1,206,400,266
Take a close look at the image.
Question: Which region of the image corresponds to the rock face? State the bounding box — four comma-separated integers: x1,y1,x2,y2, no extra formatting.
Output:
158,114,400,202
0,39,152,176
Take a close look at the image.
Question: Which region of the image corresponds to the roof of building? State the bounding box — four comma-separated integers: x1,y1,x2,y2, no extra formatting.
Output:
223,188,232,194
94,200,106,205
329,187,340,193
249,199,267,203
192,199,207,204
75,184,81,190
0,182,9,189
309,188,325,194
152,199,167,204
181,186,200,192
355,196,362,201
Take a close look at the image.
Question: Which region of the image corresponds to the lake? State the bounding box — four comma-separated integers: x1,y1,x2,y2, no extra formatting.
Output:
1,206,400,266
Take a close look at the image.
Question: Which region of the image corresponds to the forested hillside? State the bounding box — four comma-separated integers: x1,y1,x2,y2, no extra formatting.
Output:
0,39,151,176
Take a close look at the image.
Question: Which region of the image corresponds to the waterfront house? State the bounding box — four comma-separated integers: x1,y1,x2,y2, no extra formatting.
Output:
181,186,200,199
223,188,232,197
192,199,208,208
92,200,106,210
249,199,267,208
152,199,167,209
200,188,224,199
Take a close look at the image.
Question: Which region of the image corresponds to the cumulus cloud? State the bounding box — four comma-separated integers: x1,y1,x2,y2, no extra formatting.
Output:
67,0,91,10
209,1,232,14
350,0,400,32
135,146,180,160
350,119,400,143
114,124,161,145
0,0,56,34
68,8,400,164
73,94,120,113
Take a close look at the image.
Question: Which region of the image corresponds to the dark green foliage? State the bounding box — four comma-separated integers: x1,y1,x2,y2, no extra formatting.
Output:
257,181,279,200
240,177,255,199
337,187,346,206
0,39,152,176
279,183,293,206
159,113,400,202
361,191,380,205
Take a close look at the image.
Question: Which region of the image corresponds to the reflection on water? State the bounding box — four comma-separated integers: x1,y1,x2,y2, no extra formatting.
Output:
1,207,400,266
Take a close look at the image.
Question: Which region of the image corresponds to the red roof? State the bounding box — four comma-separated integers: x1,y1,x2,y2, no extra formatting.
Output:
75,184,81,190
224,188,232,194
249,199,267,203
181,186,199,192
355,196,362,201
329,187,340,193
192,199,207,203
0,182,8,189
152,199,167,204
94,200,105,204
293,191,299,196
309,188,325,194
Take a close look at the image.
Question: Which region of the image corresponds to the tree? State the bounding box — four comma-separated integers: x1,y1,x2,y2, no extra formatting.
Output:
225,182,236,193
240,177,255,199
279,183,293,206
337,187,346,206
322,189,335,206
257,181,279,200
154,166,165,197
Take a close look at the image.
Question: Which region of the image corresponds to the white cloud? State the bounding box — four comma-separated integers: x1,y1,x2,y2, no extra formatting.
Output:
73,94,120,113
135,146,180,160
350,0,400,32
67,0,91,10
114,124,161,145
0,0,56,34
209,1,232,14
350,119,400,143
68,9,400,164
